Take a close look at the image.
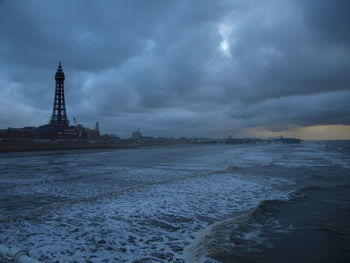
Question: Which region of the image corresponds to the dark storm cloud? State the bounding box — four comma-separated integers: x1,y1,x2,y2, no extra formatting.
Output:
299,0,350,45
0,0,349,137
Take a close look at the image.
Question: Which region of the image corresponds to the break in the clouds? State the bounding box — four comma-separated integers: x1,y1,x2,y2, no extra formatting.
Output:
0,0,349,138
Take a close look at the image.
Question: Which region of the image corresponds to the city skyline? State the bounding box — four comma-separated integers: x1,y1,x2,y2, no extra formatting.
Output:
0,1,349,139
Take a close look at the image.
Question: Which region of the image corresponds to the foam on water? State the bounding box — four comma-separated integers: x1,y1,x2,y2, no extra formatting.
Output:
1,142,348,262
1,167,289,262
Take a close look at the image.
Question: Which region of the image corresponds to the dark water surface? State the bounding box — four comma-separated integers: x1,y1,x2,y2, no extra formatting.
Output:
0,142,349,262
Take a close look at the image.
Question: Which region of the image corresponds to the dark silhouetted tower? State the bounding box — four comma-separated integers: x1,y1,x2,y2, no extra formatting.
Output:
50,62,69,127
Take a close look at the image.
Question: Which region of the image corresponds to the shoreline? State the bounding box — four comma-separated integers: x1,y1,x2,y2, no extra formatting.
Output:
0,141,136,153
0,137,306,154
0,141,200,154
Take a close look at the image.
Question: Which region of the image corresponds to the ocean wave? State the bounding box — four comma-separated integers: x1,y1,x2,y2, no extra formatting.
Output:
295,183,350,194
3,143,341,262
1,169,293,262
325,157,350,169
298,184,327,192
315,225,349,237
184,199,291,263
1,159,292,222
285,183,330,201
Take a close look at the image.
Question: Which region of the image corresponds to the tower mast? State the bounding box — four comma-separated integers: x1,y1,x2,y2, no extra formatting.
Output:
50,61,69,127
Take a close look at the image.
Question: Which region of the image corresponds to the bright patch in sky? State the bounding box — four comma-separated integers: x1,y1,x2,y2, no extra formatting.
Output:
218,23,233,57
219,41,230,57
246,125,350,140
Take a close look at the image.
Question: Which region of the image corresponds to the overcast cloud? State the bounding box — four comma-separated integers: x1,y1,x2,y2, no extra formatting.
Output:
0,0,349,138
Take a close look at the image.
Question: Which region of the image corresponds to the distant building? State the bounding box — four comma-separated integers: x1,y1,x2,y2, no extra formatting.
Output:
128,130,176,145
78,123,100,143
132,130,142,141
0,127,39,142
100,134,120,144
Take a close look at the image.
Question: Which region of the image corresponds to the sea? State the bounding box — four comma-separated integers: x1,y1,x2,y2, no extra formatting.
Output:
0,141,349,263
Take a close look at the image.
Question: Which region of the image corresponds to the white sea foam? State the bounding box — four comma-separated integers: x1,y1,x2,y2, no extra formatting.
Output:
1,142,346,262
1,171,288,262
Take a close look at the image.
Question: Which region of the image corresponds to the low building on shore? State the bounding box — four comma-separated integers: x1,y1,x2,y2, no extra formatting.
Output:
100,134,120,144
0,122,101,143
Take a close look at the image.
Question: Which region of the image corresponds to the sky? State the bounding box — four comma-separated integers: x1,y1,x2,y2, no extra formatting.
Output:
0,0,349,139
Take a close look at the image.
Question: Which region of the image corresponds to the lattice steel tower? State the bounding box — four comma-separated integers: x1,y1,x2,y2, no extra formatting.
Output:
50,62,69,127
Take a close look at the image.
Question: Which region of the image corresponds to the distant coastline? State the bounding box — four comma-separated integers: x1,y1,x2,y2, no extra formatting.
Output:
0,137,302,153
0,141,133,153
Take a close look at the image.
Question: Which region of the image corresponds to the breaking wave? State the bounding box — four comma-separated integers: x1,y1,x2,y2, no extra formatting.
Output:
184,198,291,263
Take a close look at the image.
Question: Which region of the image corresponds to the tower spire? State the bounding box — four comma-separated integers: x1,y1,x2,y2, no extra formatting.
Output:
50,61,69,127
